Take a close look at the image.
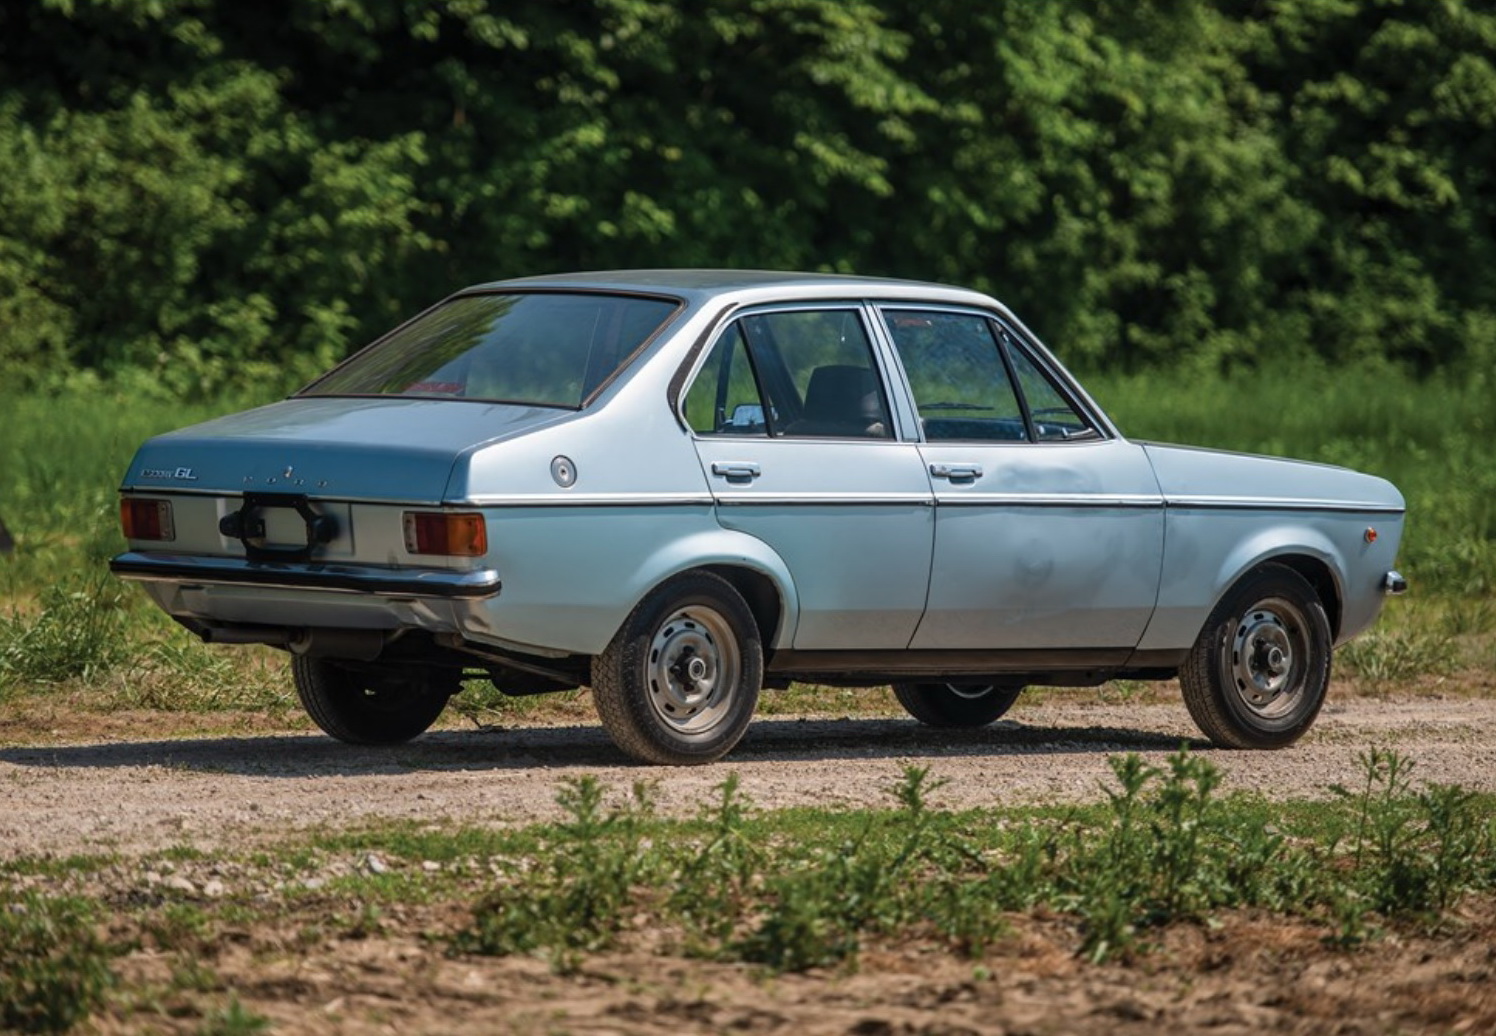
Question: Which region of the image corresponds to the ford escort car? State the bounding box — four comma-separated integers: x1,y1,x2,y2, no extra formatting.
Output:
111,271,1407,764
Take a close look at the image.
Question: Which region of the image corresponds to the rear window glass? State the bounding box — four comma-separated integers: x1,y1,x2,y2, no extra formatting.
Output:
301,292,679,408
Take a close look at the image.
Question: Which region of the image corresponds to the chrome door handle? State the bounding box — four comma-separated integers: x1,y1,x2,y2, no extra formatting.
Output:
929,463,983,484
711,461,762,484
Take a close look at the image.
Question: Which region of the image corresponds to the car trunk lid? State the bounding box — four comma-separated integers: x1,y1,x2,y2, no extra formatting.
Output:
121,396,570,504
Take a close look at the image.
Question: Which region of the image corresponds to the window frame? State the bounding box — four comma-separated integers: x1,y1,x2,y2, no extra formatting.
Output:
680,301,909,443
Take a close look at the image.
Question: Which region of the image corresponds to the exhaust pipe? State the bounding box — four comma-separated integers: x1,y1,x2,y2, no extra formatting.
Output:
288,628,386,662
199,625,291,648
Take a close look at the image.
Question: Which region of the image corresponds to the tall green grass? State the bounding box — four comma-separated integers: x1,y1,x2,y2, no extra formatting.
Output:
1,390,276,581
0,389,281,700
0,364,1490,703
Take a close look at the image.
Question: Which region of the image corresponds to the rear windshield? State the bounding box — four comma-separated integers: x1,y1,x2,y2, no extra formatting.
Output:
300,292,680,408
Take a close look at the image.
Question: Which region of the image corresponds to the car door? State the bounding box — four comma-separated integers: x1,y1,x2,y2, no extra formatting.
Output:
683,304,935,649
876,307,1165,652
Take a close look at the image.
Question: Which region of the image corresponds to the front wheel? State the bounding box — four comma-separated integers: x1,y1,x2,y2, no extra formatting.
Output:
591,572,763,765
892,682,1023,728
1179,563,1332,749
292,657,456,745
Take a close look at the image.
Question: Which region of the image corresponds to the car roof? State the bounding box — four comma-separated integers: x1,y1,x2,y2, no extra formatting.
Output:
467,269,1001,309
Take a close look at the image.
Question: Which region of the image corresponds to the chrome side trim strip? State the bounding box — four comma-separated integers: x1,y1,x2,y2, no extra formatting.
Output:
460,493,716,508
1165,496,1406,515
931,494,1162,509
713,492,933,506
109,552,501,599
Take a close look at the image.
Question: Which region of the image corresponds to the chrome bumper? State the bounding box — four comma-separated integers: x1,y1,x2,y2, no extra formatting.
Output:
110,552,501,599
1382,570,1408,596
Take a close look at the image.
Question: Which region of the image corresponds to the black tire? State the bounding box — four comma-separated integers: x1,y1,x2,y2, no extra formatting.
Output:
1179,563,1332,749
892,682,1023,728
591,571,763,765
292,656,455,745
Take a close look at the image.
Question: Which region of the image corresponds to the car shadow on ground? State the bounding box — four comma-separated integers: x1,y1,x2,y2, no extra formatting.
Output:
0,716,1206,778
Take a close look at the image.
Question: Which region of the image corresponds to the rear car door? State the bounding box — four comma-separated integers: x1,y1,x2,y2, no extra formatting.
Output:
683,304,935,649
877,307,1165,652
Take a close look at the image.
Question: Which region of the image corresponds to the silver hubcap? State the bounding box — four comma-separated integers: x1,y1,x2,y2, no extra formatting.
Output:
1226,597,1308,717
646,605,740,734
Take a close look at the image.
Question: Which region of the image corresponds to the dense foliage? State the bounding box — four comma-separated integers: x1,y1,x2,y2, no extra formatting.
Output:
2,0,1493,395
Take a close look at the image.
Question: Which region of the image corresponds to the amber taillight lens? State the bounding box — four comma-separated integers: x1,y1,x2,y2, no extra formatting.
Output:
120,498,175,541
402,512,487,557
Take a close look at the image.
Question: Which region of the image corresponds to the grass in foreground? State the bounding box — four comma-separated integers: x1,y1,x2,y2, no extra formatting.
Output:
3,748,1493,1032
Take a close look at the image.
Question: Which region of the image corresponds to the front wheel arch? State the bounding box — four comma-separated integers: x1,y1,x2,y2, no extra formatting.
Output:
1209,549,1342,643
1269,554,1342,641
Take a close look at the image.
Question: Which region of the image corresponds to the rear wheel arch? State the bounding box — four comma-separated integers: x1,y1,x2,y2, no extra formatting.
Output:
703,563,786,649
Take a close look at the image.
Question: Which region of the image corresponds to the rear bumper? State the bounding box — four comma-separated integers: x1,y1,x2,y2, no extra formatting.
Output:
109,552,501,599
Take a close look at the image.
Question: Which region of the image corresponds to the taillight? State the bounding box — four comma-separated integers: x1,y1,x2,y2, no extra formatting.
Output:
403,512,487,557
120,498,175,541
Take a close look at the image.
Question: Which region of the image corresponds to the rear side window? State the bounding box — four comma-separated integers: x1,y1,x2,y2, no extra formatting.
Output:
684,324,768,436
302,292,679,408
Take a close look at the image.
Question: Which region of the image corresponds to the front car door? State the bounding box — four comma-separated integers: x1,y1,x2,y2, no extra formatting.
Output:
683,304,934,649
876,307,1165,653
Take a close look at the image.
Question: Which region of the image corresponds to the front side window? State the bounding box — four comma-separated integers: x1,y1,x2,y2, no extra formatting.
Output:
884,310,1027,442
302,292,679,408
686,308,893,439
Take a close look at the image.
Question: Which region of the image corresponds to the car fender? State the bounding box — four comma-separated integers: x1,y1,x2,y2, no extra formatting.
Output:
1137,515,1349,653
623,527,801,650
1209,524,1346,621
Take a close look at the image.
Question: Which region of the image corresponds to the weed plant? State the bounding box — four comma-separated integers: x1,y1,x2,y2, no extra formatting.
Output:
450,749,1495,973
2,752,1492,1031
451,776,658,971
0,577,131,689
0,892,116,1033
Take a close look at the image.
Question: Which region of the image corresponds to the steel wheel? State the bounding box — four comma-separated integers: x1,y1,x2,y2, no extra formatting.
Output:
892,681,1023,728
592,571,763,765
1225,596,1311,719
1180,563,1332,749
645,604,741,735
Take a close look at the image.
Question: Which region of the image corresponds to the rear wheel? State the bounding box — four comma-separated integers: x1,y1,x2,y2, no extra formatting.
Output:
292,656,456,745
1179,563,1332,749
892,682,1023,728
591,572,762,765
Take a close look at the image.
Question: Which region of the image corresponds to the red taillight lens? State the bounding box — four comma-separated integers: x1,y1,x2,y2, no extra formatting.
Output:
120,498,175,541
403,512,487,557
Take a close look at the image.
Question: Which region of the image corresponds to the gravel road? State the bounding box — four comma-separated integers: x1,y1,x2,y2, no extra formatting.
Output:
2,695,1493,858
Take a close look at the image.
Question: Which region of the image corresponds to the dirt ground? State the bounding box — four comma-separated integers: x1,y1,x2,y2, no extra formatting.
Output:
4,688,1496,1034
3,691,1496,858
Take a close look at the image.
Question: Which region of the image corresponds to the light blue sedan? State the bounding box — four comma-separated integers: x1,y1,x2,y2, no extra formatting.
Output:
112,271,1407,764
